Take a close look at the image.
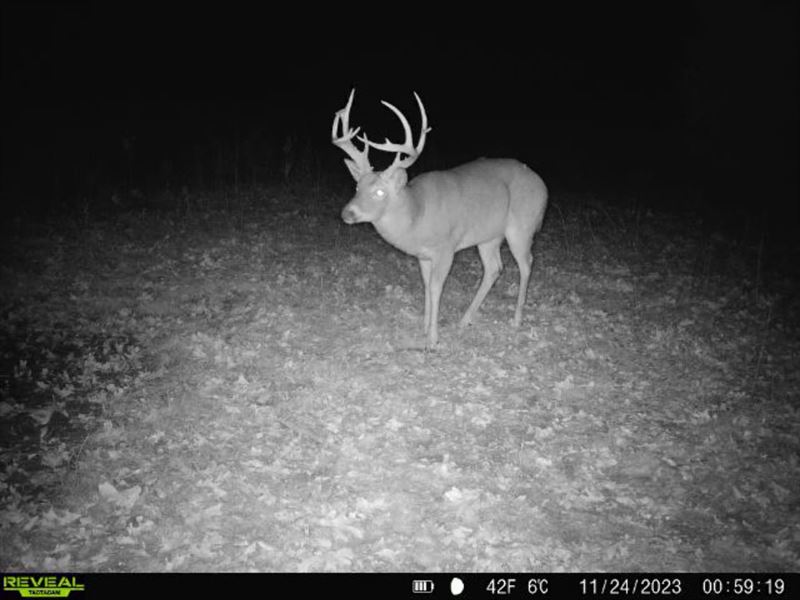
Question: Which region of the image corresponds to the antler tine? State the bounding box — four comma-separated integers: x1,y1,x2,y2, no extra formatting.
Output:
331,89,356,139
412,91,431,155
364,92,431,172
331,89,372,177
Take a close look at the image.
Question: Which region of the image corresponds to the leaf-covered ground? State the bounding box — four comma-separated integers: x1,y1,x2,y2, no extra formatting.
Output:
1,187,798,571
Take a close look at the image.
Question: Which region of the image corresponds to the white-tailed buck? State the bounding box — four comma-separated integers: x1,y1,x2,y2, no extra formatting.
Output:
333,89,548,347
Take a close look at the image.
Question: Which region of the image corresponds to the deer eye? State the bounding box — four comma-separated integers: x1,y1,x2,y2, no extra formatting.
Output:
375,189,386,198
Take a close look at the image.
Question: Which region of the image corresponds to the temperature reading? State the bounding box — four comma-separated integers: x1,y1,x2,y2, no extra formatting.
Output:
527,578,549,594
487,578,516,595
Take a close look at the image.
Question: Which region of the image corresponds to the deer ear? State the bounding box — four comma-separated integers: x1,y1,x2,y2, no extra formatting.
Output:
344,159,362,181
386,167,408,190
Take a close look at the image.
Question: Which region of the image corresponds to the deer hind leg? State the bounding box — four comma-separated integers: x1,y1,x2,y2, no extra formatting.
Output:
505,227,534,327
459,238,503,328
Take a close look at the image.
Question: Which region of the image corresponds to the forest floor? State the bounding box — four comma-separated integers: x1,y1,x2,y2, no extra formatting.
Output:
1,184,798,571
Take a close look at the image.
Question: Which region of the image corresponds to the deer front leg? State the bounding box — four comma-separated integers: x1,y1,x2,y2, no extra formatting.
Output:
426,252,454,347
419,259,432,335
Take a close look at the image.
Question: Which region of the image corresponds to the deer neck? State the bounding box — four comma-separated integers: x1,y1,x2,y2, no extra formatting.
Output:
373,185,423,252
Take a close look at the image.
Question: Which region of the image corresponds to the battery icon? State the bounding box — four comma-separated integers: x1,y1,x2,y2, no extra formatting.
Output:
412,579,435,593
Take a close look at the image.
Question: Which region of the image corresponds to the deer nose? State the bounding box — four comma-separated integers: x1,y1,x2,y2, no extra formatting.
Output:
341,205,358,224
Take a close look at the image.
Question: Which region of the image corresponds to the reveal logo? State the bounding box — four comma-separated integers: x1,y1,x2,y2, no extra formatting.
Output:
3,576,85,597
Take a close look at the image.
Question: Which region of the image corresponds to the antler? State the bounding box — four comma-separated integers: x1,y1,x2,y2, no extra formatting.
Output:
363,92,431,173
332,89,372,179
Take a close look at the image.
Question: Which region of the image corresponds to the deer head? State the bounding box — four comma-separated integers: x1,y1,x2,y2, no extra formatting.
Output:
332,89,431,224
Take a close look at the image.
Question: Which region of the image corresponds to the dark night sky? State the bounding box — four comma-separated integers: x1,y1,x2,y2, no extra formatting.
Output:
1,3,797,223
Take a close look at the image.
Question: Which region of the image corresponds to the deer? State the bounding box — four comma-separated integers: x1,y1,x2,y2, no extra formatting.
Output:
332,89,548,348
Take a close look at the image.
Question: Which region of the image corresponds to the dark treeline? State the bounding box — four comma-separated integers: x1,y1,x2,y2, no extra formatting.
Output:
1,4,796,240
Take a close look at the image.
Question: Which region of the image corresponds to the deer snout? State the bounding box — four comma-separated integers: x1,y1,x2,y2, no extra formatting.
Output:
341,204,359,224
